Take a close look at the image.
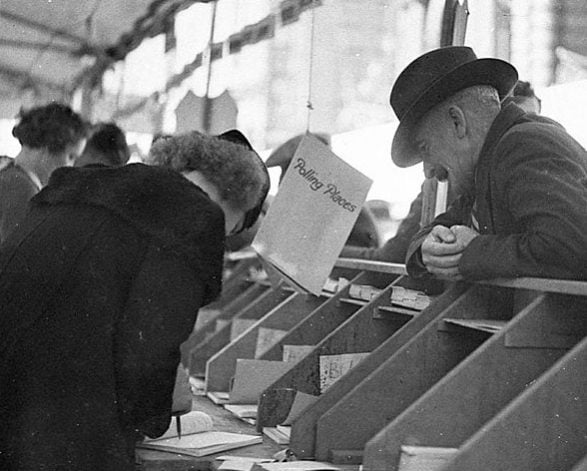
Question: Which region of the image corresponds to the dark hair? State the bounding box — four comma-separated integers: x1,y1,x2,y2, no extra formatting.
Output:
505,80,542,113
147,131,269,232
12,102,87,154
84,122,130,166
267,133,331,183
513,80,537,99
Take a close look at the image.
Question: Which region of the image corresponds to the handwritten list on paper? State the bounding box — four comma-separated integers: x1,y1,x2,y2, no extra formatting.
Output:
319,352,371,393
282,344,315,363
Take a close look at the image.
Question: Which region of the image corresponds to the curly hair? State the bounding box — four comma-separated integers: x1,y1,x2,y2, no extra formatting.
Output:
147,131,269,229
12,102,87,154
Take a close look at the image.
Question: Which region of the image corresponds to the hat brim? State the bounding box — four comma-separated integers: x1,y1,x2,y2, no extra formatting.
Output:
391,58,518,167
216,129,256,152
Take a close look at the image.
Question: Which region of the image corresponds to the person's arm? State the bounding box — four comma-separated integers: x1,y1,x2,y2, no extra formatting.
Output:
344,206,380,248
114,246,207,439
459,127,587,280
340,191,423,263
405,195,473,278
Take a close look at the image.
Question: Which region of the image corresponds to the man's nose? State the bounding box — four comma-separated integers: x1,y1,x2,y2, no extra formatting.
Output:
423,162,436,179
423,162,448,181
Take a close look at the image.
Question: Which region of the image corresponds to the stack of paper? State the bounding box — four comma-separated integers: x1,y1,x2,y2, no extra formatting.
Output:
348,284,383,301
262,426,290,445
139,431,262,458
224,403,258,425
391,287,433,311
251,461,358,471
207,391,230,404
138,410,262,458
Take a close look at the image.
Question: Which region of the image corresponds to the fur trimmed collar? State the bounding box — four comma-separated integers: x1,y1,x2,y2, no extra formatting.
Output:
33,163,225,302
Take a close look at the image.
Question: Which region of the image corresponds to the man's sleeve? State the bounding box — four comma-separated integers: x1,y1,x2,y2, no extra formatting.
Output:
459,129,587,280
340,191,423,263
405,195,472,278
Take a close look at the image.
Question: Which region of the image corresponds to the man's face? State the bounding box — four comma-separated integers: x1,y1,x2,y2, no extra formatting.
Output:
413,107,476,198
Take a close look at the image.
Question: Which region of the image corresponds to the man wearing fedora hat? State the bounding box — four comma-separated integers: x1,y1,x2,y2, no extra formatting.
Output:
390,46,587,281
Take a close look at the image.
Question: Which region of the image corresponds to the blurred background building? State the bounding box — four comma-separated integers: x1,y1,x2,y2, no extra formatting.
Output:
1,0,586,219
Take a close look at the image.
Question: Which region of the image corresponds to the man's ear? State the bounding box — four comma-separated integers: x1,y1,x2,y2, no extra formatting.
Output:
448,105,467,139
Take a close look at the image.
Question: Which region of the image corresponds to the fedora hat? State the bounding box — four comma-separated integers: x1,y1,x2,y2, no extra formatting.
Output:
390,46,518,167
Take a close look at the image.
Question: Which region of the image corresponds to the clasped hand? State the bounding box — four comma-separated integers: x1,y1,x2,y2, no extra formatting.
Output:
421,225,479,280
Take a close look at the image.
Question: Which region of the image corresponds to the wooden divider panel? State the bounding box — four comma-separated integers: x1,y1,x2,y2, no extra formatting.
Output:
183,282,269,370
257,274,414,433
313,283,505,461
205,292,324,393
443,333,587,471
362,292,584,471
288,282,466,459
189,286,291,375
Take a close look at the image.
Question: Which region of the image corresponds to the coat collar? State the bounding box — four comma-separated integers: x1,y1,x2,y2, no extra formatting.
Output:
472,103,527,233
477,103,527,168
32,163,225,303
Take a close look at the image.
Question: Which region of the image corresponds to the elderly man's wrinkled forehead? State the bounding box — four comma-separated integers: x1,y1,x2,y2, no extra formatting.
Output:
413,104,446,148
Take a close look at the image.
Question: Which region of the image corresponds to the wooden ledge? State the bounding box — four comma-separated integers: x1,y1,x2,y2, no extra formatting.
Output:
479,277,587,296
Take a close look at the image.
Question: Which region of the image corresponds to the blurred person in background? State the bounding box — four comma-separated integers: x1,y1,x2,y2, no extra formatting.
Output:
503,79,542,114
0,129,269,470
0,102,87,243
75,122,130,167
340,190,423,263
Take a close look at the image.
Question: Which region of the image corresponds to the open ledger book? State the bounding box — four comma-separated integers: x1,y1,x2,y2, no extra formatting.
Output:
137,410,262,458
252,134,372,296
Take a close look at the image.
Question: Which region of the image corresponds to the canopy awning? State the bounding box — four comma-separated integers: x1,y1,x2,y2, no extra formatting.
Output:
0,0,212,118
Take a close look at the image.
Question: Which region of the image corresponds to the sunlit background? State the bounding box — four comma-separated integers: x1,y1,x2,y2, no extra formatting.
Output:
1,0,586,227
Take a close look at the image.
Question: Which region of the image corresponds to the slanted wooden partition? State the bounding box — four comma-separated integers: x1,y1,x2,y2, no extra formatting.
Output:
204,289,326,394
256,260,444,448
311,282,505,462
189,283,292,376
180,253,586,470
360,277,587,471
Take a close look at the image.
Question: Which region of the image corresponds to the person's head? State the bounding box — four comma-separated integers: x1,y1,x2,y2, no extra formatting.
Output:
147,130,270,236
389,46,518,197
266,133,330,183
76,122,130,167
504,80,542,114
12,102,87,166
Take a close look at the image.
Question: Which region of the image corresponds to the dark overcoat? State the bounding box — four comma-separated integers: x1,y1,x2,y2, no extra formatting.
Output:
0,164,225,470
407,104,587,280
